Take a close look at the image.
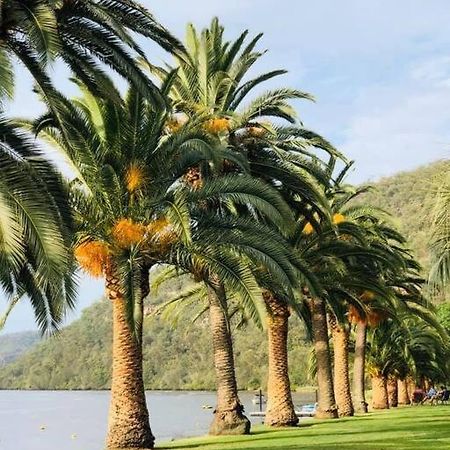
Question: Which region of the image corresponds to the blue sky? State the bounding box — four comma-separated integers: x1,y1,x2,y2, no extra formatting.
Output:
3,0,450,333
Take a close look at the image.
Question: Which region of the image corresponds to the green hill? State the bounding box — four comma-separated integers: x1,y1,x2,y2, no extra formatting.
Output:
0,298,310,390
0,160,448,390
359,159,450,271
0,331,39,366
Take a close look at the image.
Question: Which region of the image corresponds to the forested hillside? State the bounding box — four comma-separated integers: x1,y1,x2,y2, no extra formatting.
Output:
359,159,450,271
0,160,448,390
0,299,310,390
0,332,39,366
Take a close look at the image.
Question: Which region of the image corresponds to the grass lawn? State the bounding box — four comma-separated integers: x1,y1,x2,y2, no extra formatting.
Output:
159,405,450,450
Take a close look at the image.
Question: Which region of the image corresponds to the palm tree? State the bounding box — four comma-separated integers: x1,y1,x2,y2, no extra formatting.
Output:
0,116,75,333
295,175,367,419
177,194,300,435
352,317,369,412
262,291,299,426
0,0,183,333
0,0,184,105
387,376,398,407
297,231,342,419
35,80,304,445
329,314,354,416
354,231,430,412
151,18,346,429
367,312,448,410
429,170,450,286
397,377,411,405
33,85,216,448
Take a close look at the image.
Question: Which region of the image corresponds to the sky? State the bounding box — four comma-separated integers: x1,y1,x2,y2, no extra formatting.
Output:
3,0,450,333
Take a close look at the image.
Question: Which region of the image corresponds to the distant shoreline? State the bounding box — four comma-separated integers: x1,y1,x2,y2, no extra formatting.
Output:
0,387,316,393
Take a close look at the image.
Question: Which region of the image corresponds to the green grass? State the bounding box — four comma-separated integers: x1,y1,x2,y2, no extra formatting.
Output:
159,405,450,450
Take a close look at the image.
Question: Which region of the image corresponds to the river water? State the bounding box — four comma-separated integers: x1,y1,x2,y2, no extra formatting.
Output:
0,390,316,450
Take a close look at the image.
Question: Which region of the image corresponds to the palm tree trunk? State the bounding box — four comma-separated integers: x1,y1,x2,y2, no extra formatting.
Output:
329,315,354,417
371,374,389,409
408,376,416,402
207,280,250,435
387,377,398,407
263,292,298,427
353,322,368,413
105,267,154,449
398,378,410,405
309,298,338,419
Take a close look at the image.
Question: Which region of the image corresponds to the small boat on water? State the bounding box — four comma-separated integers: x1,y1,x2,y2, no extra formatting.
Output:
297,403,317,417
249,403,317,418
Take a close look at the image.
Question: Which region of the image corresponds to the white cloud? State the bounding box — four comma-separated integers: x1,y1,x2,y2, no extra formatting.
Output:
149,0,450,59
410,56,450,88
342,81,450,182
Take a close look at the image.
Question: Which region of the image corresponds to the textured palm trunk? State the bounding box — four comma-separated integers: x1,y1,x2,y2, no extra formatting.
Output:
371,375,389,409
387,377,398,407
398,378,410,405
105,268,154,449
263,292,298,427
407,376,415,401
329,315,354,417
309,298,338,419
352,322,368,413
208,280,250,435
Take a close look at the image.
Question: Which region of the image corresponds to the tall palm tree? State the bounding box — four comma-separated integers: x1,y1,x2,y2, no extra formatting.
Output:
0,116,75,333
34,80,302,446
262,291,299,427
309,168,433,418
150,18,347,430
190,197,301,435
177,192,300,435
297,230,343,419
33,85,211,448
351,223,430,412
295,173,368,419
1,0,183,333
397,377,411,405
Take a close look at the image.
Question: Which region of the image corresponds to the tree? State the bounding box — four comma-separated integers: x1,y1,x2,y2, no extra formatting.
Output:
0,0,184,105
33,85,219,448
35,80,303,446
0,116,75,333
262,291,299,426
313,172,434,417
167,195,301,435
0,0,184,332
366,302,448,410
295,175,366,419
429,170,450,287
152,18,345,429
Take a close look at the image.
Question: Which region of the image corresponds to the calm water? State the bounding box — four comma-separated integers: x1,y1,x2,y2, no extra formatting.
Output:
0,390,315,450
